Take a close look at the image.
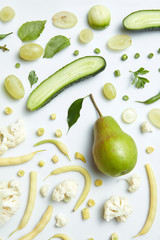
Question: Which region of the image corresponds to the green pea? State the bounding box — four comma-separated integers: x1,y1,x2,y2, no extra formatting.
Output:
123,95,129,101
73,50,79,56
15,63,20,68
94,48,100,54
121,54,128,61
114,70,121,77
134,53,140,59
148,53,154,59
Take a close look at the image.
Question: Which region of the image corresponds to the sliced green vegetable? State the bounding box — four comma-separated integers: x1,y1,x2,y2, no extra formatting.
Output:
94,48,100,54
114,70,121,77
43,35,70,58
27,56,106,111
136,92,160,104
148,53,154,59
130,67,149,89
67,97,87,132
0,32,13,40
18,20,46,41
123,95,129,101
134,53,140,59
73,50,79,56
123,10,160,30
28,71,38,87
121,54,128,61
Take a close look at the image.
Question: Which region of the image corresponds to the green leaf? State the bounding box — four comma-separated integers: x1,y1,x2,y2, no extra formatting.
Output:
43,35,70,58
18,20,46,41
0,32,13,40
130,67,149,89
67,97,86,132
28,71,38,87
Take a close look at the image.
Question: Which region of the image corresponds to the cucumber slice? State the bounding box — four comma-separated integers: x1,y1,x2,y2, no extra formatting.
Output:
27,56,106,111
123,10,160,30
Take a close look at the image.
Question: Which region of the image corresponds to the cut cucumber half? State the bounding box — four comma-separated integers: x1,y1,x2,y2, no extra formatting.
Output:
123,10,160,30
27,56,106,111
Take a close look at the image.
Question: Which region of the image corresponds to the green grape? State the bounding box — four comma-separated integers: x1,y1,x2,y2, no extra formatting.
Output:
4,75,25,99
19,43,43,60
79,29,94,43
103,82,116,100
0,6,15,22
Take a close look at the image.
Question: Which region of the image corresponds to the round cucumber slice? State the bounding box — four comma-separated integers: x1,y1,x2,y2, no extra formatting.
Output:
122,108,137,124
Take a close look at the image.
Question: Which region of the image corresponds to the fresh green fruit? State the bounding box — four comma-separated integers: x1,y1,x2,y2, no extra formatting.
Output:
0,6,15,22
19,43,43,60
4,75,25,99
88,5,111,30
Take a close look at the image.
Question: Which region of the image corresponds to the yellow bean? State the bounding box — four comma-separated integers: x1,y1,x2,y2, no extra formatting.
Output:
34,139,70,160
18,205,53,240
75,152,86,163
0,150,44,166
44,165,91,211
9,172,37,237
49,233,72,240
134,164,157,237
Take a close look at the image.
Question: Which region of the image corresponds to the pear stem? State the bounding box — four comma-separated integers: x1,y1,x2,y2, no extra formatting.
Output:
89,94,103,117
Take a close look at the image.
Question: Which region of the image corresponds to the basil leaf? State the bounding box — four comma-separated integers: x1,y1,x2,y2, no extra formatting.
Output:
43,35,70,58
28,70,38,87
18,20,46,41
67,97,85,132
0,32,13,40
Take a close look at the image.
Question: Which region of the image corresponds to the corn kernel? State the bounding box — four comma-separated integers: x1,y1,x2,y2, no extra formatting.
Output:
38,160,45,167
55,129,62,138
37,128,44,136
87,199,95,207
146,146,154,154
82,207,90,220
17,170,25,177
111,232,119,240
75,152,86,163
52,154,59,163
95,179,103,187
50,113,56,120
4,107,13,115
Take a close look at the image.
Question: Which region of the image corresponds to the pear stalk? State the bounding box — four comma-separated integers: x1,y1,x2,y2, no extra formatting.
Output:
90,94,102,117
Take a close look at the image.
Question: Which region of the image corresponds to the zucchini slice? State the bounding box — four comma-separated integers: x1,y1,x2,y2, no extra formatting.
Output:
27,56,106,111
123,10,160,30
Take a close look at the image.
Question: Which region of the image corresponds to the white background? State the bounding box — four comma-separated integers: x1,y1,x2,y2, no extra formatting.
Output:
0,0,160,239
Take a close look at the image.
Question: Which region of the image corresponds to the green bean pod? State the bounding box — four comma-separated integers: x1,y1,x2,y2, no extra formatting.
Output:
136,92,160,104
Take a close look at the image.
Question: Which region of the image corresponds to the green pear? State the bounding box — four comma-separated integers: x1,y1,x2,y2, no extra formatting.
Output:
90,94,137,177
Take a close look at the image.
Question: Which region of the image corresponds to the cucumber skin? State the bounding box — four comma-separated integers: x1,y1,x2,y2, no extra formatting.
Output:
27,56,106,111
123,10,160,30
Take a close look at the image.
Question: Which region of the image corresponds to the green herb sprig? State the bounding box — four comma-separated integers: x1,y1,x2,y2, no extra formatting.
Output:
129,67,149,88
28,70,38,87
0,32,13,40
0,44,9,52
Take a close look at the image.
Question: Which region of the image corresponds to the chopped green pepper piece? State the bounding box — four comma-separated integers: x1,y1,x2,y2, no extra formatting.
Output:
114,70,121,77
148,53,154,59
134,53,140,59
123,95,129,101
73,50,79,56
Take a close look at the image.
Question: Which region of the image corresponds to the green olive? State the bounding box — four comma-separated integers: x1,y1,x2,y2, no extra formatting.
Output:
19,43,43,61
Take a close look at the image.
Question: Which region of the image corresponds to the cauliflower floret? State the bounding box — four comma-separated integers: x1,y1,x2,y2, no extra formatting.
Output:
55,214,68,227
0,180,21,226
40,184,49,197
52,180,78,202
127,173,141,192
0,119,26,156
141,121,153,133
104,195,132,222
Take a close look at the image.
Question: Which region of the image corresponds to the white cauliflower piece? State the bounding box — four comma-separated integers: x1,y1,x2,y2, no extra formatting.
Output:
141,121,153,133
52,180,78,202
127,173,141,192
40,184,49,197
0,180,21,226
0,119,26,156
55,214,68,227
104,195,132,222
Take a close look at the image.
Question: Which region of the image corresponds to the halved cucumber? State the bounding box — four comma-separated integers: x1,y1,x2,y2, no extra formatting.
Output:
123,10,160,30
27,56,106,111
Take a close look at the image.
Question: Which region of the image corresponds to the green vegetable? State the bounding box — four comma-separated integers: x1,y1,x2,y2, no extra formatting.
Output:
158,48,160,53
134,53,140,59
158,68,160,72
148,53,154,59
73,50,79,56
0,44,9,52
67,97,87,131
121,54,128,61
114,70,121,77
130,67,149,88
0,32,13,40
15,63,20,68
94,48,100,54
136,92,160,104
43,35,70,58
27,56,106,111
123,10,160,30
123,95,129,101
18,20,46,41
28,71,38,87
